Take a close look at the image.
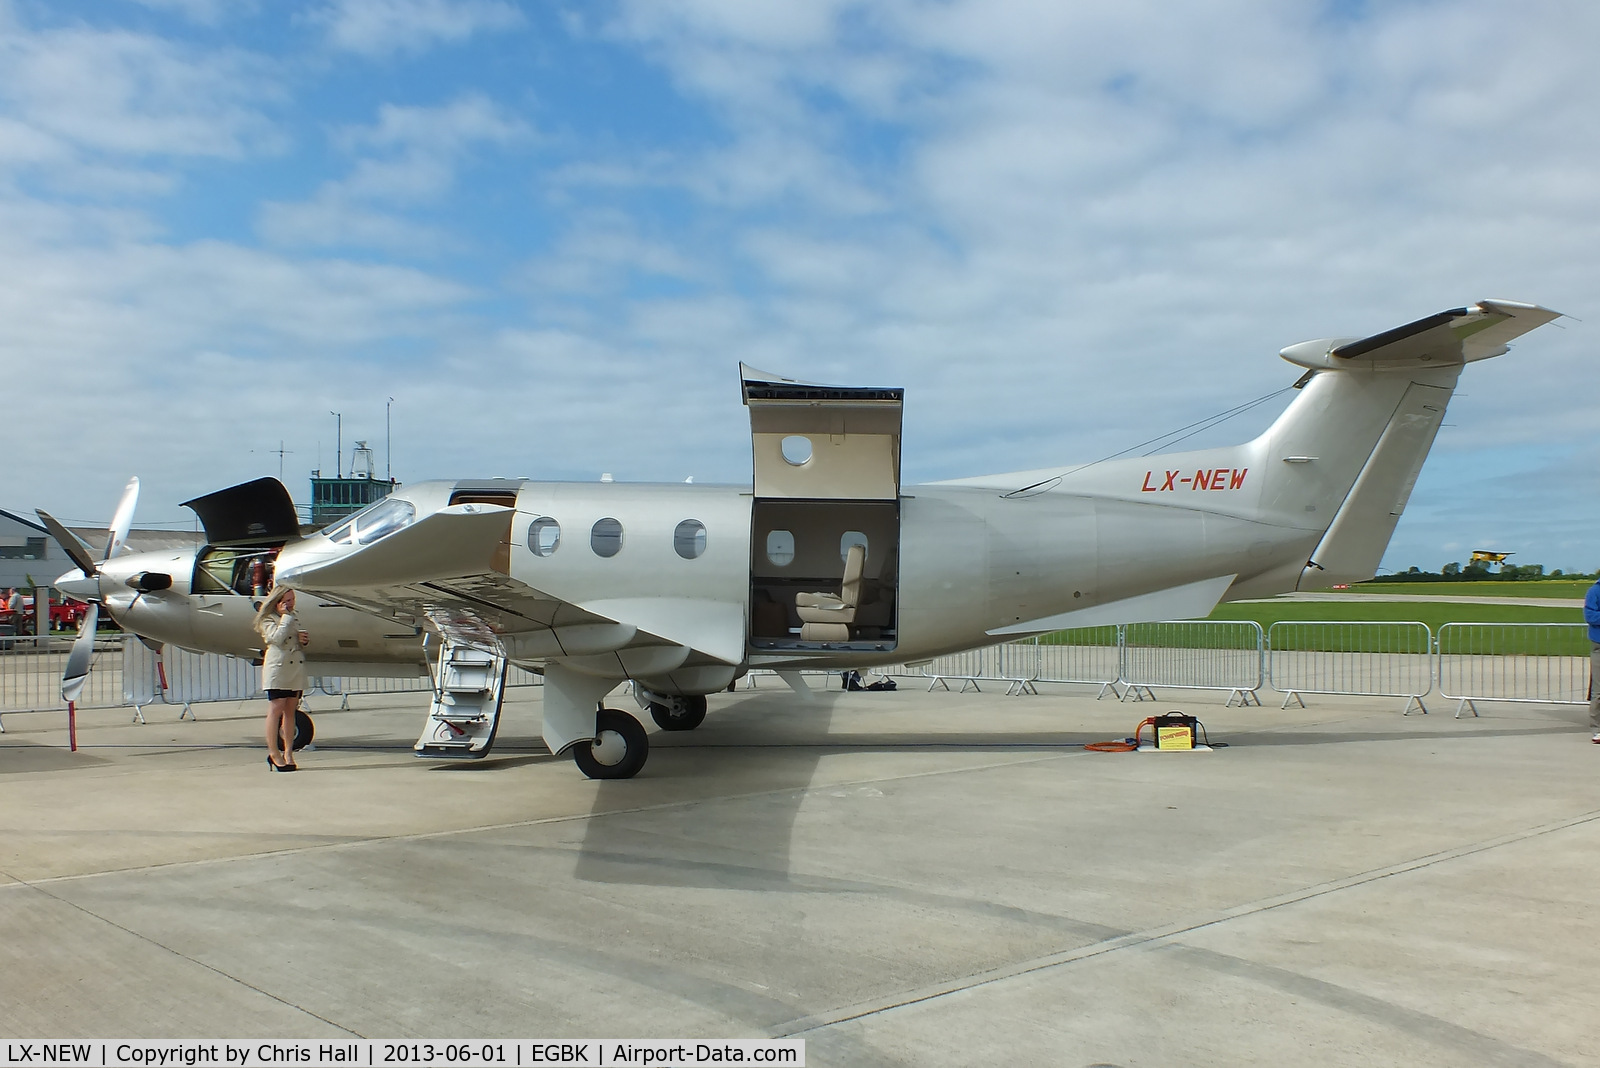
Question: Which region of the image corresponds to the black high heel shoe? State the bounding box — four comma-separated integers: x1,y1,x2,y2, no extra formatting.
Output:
268,754,289,772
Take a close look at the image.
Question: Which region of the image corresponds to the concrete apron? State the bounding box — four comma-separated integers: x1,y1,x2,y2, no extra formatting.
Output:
2,685,1597,1067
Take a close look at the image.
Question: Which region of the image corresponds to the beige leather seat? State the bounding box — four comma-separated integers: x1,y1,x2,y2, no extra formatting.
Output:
796,543,866,641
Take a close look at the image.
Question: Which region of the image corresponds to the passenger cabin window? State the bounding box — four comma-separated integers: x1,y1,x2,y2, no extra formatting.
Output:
840,531,868,562
527,517,561,557
674,520,707,560
780,435,812,465
591,517,623,558
765,529,795,567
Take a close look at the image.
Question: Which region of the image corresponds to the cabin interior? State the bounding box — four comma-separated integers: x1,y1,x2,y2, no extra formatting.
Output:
749,498,898,652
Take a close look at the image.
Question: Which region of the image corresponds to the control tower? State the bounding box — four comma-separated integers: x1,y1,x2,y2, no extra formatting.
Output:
310,441,397,528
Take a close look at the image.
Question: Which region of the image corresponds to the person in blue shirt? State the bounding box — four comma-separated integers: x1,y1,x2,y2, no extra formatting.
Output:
1587,575,1600,743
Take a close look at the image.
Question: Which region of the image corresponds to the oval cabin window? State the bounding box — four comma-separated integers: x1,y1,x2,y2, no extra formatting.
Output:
527,517,561,557
674,519,707,560
591,517,624,558
766,529,795,567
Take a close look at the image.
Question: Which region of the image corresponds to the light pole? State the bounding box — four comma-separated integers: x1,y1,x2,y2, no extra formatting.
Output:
386,397,394,482
329,411,342,478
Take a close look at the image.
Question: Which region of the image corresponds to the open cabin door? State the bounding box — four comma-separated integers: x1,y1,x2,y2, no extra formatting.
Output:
742,364,903,653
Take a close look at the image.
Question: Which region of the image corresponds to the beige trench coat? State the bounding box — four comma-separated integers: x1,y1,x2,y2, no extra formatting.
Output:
259,611,307,692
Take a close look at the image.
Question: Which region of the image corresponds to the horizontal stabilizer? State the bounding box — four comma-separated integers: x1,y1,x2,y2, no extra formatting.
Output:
1280,300,1559,371
988,574,1236,636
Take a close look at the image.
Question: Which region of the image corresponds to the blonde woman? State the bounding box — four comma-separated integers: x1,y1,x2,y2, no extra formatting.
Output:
255,586,309,771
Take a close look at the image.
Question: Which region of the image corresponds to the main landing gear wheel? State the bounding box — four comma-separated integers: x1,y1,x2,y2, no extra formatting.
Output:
648,694,707,732
572,708,650,780
293,708,315,752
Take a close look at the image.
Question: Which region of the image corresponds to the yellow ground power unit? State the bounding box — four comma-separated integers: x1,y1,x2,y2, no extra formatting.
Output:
1143,712,1199,751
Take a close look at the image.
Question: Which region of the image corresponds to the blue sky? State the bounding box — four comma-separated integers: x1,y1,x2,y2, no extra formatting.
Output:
2,0,1596,573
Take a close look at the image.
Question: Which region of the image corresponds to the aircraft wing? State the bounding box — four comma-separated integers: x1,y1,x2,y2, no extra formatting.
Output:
275,503,744,668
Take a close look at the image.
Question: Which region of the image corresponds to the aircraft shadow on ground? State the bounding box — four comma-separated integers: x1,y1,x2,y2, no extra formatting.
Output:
570,696,1586,889
574,688,841,889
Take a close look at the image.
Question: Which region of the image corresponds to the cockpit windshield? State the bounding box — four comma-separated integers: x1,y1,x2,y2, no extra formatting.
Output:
323,498,416,546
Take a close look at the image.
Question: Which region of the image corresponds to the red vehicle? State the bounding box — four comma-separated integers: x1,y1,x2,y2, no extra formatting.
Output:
0,595,91,634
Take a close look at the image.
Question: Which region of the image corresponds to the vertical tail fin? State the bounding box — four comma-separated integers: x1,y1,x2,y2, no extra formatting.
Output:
1258,300,1558,588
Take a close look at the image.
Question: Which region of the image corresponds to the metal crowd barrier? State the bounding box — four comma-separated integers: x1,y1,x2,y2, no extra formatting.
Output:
3,621,1592,734
869,643,1045,695
926,646,1000,692
116,639,537,722
1032,627,1122,697
1436,622,1589,717
0,635,127,731
878,623,1262,703
1119,621,1264,705
1267,621,1434,714
312,665,543,708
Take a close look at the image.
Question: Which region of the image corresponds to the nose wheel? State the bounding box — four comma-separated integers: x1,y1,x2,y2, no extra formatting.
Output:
572,707,650,779
648,694,707,731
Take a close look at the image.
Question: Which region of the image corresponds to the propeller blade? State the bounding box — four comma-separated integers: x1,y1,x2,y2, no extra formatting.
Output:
35,509,100,578
61,603,99,704
105,476,140,560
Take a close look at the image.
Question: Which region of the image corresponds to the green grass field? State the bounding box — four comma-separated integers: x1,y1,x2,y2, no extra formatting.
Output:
1313,580,1592,598
1207,599,1581,630
1037,594,1587,655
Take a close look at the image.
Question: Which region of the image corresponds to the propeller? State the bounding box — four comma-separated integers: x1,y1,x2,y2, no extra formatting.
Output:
37,477,148,703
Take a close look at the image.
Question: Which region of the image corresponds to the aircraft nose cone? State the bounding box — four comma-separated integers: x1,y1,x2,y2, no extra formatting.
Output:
55,569,100,602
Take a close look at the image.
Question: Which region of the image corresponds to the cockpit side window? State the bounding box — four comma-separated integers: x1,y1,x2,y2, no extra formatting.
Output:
353,499,415,544
322,498,415,546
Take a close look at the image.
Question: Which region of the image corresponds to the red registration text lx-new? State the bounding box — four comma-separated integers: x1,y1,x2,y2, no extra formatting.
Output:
1141,468,1248,492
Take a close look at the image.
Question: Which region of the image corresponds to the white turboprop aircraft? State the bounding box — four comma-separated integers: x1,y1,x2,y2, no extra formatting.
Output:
42,477,428,706
265,299,1559,780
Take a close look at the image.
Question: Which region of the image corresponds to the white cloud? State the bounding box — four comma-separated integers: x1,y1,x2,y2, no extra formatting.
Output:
0,21,281,168
4,0,1598,572
308,0,524,58
259,95,528,249
566,0,1600,567
515,213,705,296
256,192,459,252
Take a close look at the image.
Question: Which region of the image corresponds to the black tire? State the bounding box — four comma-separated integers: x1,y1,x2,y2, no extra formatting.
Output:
293,708,315,751
572,708,649,779
649,694,707,731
